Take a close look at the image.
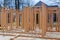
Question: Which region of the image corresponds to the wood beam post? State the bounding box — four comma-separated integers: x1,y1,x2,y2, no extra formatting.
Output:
16,9,19,28
50,13,53,32
1,8,8,31
22,12,24,28
33,8,36,32
23,7,29,32
56,8,60,32
29,8,34,31
41,3,47,37
9,9,14,30
39,9,43,34
5,8,8,31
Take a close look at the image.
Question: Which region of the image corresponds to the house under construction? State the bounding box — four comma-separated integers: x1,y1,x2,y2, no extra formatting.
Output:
0,1,60,40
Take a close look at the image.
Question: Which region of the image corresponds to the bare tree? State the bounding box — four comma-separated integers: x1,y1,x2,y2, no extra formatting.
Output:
2,0,34,10
4,0,10,8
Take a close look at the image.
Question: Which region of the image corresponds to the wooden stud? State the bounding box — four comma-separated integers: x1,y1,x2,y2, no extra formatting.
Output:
9,9,14,30
33,8,36,32
41,3,47,37
49,12,53,32
56,9,60,32
1,8,4,31
26,7,30,32
1,8,8,31
29,8,34,31
39,8,42,32
21,12,24,28
23,7,27,32
5,8,8,31
23,7,29,32
16,9,19,28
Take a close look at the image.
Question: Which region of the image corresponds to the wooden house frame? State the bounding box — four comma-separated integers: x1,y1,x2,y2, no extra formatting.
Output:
0,1,60,40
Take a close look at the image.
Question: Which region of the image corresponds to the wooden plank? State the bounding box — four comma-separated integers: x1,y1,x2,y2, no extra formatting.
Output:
16,10,19,28
29,8,34,31
48,13,50,32
1,8,4,31
21,11,24,28
0,8,1,28
41,3,47,37
10,9,14,30
23,7,27,32
39,8,42,32
23,7,29,32
5,9,8,31
46,9,48,32
56,9,60,32
49,12,53,32
26,7,30,32
13,35,60,40
33,8,36,32
1,8,8,31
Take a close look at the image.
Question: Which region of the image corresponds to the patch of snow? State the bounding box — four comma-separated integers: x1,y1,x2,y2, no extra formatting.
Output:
46,32,60,38
0,36,15,40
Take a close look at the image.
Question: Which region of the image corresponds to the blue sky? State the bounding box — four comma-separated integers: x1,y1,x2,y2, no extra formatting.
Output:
0,0,57,5
0,0,59,7
34,0,58,5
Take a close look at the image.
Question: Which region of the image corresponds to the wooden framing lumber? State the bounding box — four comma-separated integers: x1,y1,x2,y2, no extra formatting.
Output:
56,8,60,32
23,7,29,32
39,8,42,32
16,9,19,28
1,8,8,31
29,8,34,31
49,13,53,32
33,8,36,32
41,3,47,37
9,9,14,30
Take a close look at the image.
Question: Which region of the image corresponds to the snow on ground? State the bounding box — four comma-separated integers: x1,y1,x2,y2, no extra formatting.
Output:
0,36,15,40
0,36,48,40
46,32,60,38
0,32,60,40
0,32,59,40
0,27,59,40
